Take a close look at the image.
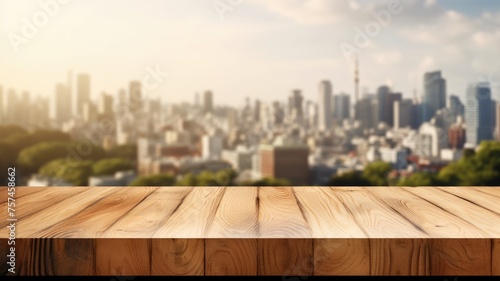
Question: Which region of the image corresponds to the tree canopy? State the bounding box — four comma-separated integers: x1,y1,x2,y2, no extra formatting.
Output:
129,174,176,186
92,158,133,176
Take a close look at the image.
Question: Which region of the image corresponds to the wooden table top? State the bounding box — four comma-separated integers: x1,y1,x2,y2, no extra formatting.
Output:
1,186,499,239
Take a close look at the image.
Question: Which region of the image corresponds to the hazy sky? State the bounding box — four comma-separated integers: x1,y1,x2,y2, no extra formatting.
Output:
1,0,500,106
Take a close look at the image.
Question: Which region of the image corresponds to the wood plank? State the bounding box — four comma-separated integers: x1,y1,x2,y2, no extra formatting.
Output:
493,239,500,276
293,187,367,238
151,239,204,276
103,187,193,238
370,239,429,276
403,187,500,237
0,187,89,229
207,187,258,238
429,239,491,276
437,187,500,216
469,187,500,198
206,239,257,275
14,187,119,238
314,239,370,275
0,187,49,203
258,239,313,276
34,187,157,238
366,187,488,238
258,187,311,238
96,239,151,275
331,187,428,238
8,239,95,275
153,187,226,238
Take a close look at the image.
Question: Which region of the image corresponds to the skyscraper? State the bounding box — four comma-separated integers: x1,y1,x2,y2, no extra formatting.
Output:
77,74,91,116
54,84,71,121
376,85,390,125
318,81,332,131
288,90,304,121
99,92,114,118
203,91,214,114
449,95,465,118
423,71,447,122
465,82,494,146
333,93,350,121
385,92,402,127
129,81,142,115
394,99,414,129
496,103,500,142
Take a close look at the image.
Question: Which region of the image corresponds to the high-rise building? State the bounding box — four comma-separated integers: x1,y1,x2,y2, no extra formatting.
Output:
333,93,350,121
423,71,446,122
77,74,91,116
448,117,466,150
376,85,390,125
83,101,98,123
202,133,224,159
385,92,402,127
394,99,413,129
99,92,114,119
465,82,494,146
54,84,71,122
449,95,464,119
203,91,214,114
259,138,309,185
253,99,261,122
288,90,304,121
318,81,332,131
129,81,142,115
496,103,500,142
356,95,378,130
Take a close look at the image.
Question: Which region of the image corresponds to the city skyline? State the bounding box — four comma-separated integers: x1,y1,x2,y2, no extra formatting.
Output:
1,0,500,106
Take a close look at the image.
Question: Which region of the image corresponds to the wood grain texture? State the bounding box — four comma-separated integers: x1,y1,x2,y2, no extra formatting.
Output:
403,187,500,237
0,187,88,229
437,187,500,216
0,187,48,203
293,187,366,238
314,239,370,275
1,239,91,276
258,239,313,276
366,187,488,238
493,239,500,276
96,239,151,276
153,187,226,238
151,239,204,276
35,187,157,238
104,187,192,238
370,239,429,276
429,239,491,276
259,187,311,238
332,188,428,238
205,239,257,276
13,187,119,238
207,187,258,238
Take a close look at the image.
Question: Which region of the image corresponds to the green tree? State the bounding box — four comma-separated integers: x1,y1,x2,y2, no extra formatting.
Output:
0,125,27,139
39,158,94,186
108,144,137,161
397,172,440,187
175,173,199,186
244,177,290,186
129,174,176,186
18,141,107,176
362,161,392,186
92,158,133,176
330,171,371,186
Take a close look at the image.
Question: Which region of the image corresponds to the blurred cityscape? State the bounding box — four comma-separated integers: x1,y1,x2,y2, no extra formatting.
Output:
1,63,500,187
